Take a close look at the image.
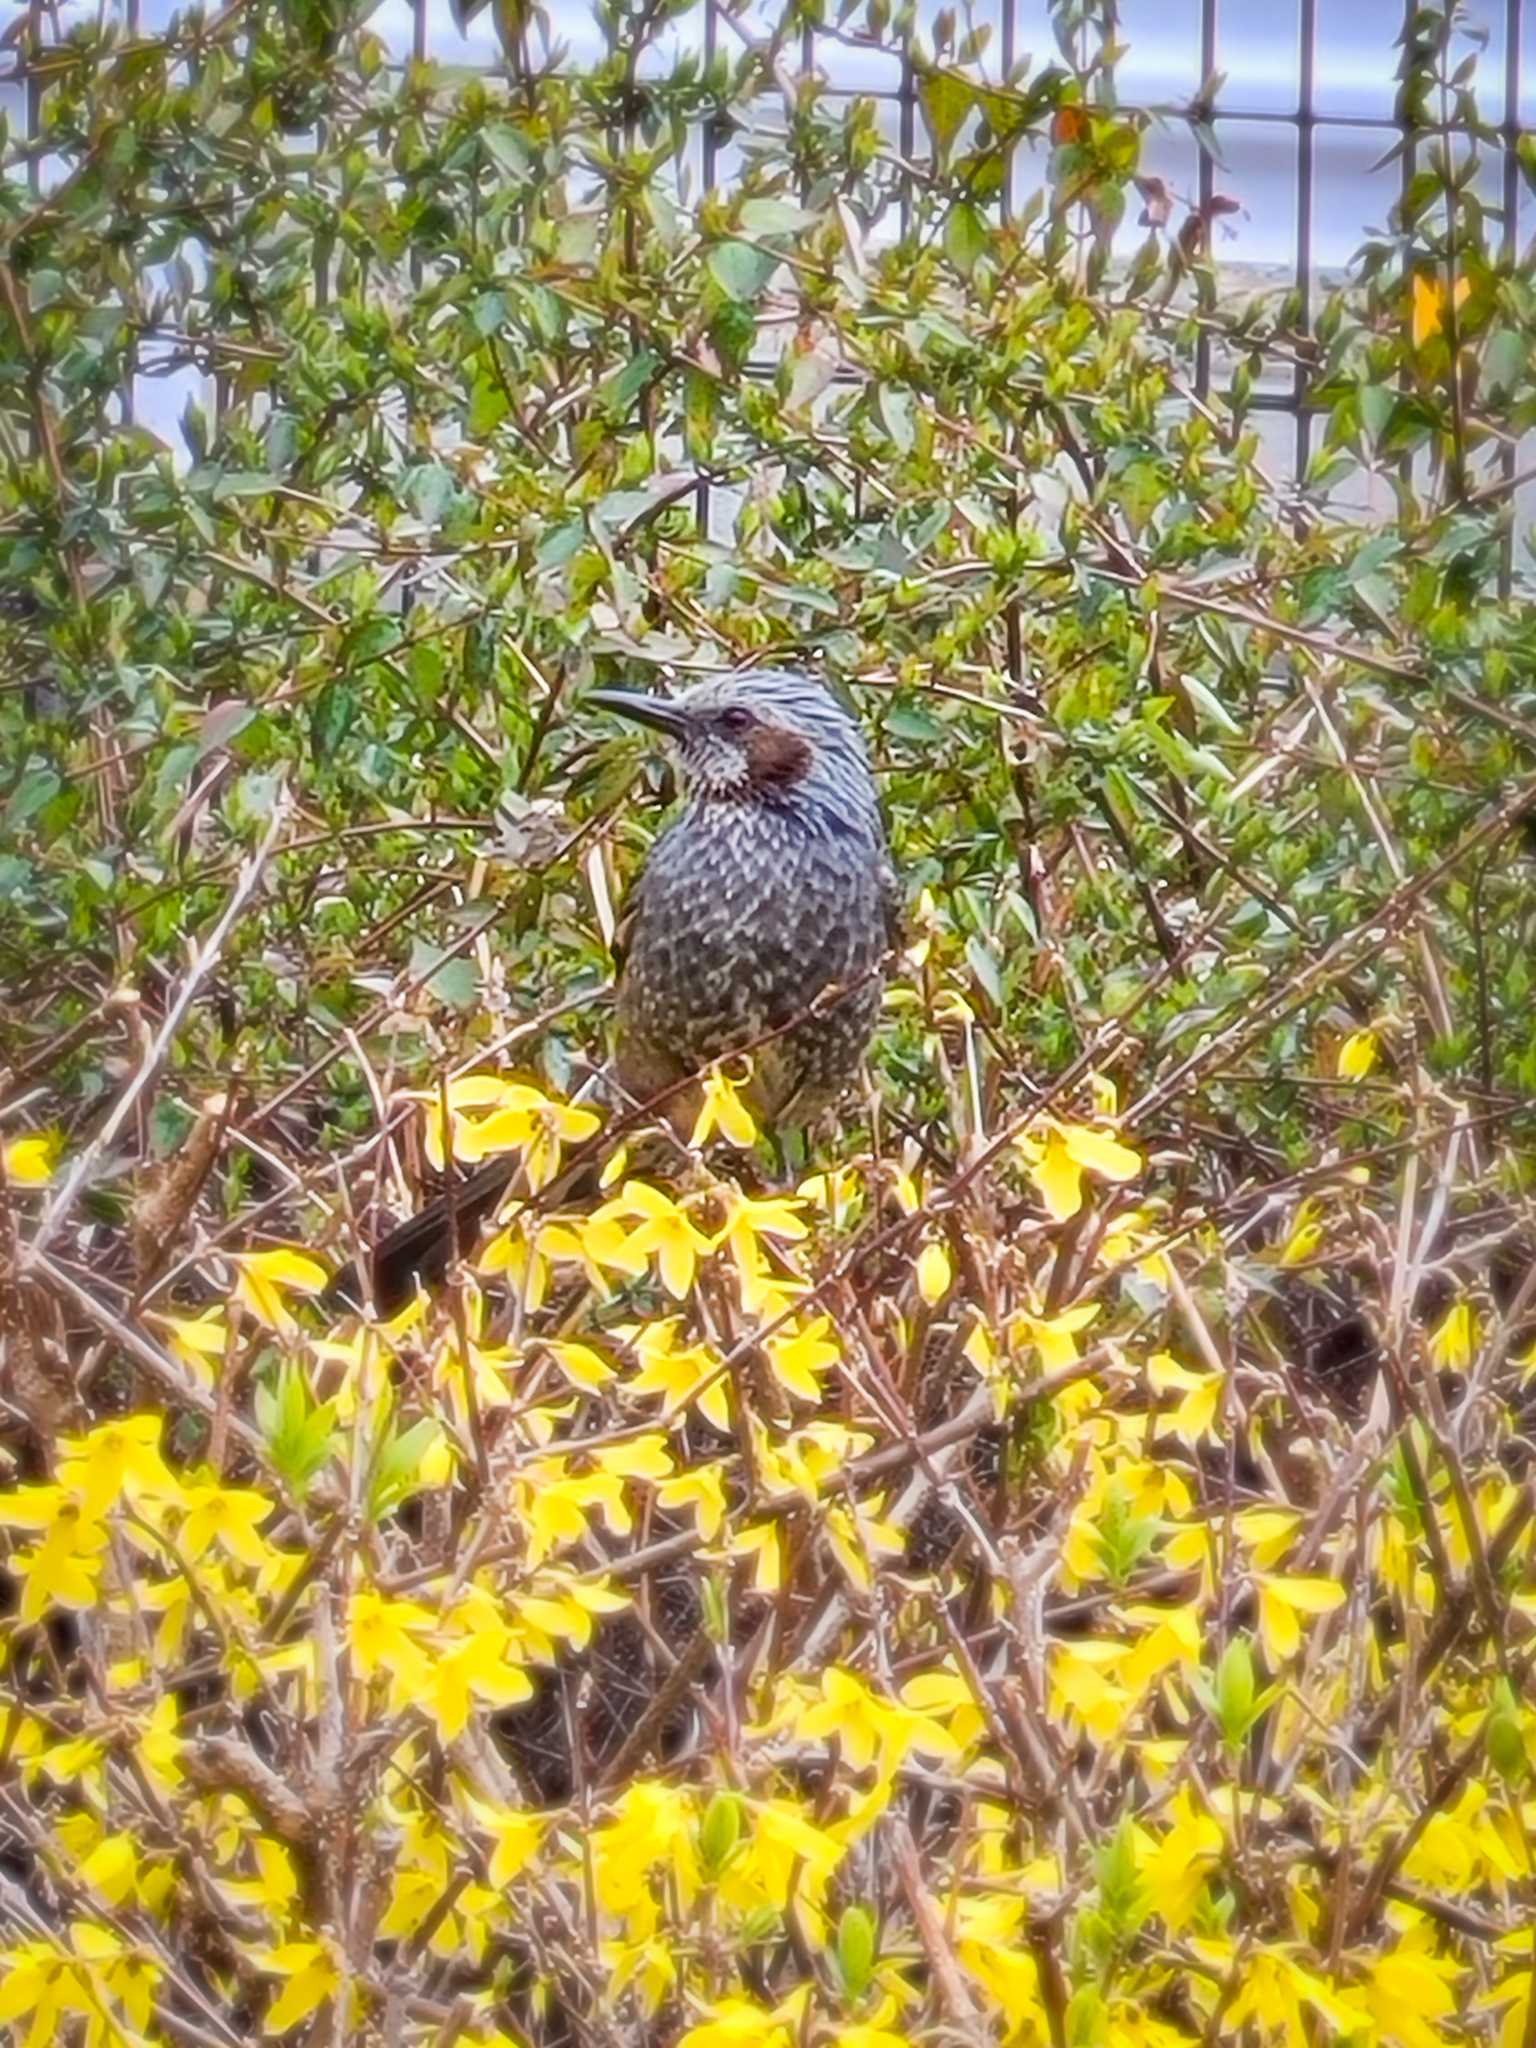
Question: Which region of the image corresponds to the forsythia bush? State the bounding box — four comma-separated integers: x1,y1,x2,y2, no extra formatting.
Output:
5,0,1536,2043
4,1066,1534,2046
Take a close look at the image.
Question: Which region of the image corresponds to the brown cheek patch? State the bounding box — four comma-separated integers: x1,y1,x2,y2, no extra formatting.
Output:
746,725,814,788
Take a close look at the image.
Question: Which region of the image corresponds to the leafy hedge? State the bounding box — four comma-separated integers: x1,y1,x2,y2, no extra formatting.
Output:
3,2,1536,2045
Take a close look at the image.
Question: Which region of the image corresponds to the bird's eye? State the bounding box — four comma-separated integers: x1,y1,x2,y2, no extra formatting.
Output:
720,706,754,736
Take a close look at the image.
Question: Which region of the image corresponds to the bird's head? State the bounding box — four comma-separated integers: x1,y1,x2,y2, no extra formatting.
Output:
588,670,878,825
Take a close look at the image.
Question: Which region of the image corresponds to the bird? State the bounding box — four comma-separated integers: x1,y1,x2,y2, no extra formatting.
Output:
338,668,901,1313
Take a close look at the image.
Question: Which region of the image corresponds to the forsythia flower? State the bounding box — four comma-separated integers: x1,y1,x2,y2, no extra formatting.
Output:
1020,1121,1141,1222
3,1130,59,1183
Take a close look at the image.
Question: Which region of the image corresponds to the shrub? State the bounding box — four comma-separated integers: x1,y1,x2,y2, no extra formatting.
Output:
2,5,1535,2046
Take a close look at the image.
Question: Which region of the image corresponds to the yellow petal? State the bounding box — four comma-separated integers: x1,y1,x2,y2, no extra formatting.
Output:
1337,1029,1378,1082
446,1074,525,1111
466,1105,539,1156
544,1341,615,1392
916,1241,952,1304
1266,1574,1347,1615
3,1133,59,1184
1257,1581,1300,1664
240,1247,330,1293
1061,1124,1142,1183
1429,1301,1477,1371
1411,271,1443,347
1031,1131,1084,1221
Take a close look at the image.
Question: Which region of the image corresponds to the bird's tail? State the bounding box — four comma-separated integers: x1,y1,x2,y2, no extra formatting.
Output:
322,1152,527,1316
322,1066,614,1317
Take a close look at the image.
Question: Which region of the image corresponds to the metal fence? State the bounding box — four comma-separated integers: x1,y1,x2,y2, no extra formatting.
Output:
8,0,1532,499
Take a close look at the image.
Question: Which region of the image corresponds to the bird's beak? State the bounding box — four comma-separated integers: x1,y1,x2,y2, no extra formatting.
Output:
587,688,690,740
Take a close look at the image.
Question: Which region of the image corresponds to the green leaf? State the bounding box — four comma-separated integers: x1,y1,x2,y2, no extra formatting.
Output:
685,369,717,459
920,69,974,153
407,463,458,526
697,1792,744,1876
1484,327,1525,395
5,767,62,830
834,1905,876,2000
482,122,532,179
1179,672,1242,736
707,239,778,302
738,197,815,235
601,348,662,413
256,1365,340,1500
467,369,509,437
536,518,586,569
368,1415,446,1522
310,682,355,763
966,933,1003,1006
943,199,989,276
877,385,915,454
884,702,946,742
212,471,277,501
1358,382,1395,444
408,939,480,1009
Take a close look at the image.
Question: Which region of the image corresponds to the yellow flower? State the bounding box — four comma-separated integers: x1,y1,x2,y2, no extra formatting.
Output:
233,1247,330,1334
1146,1350,1222,1443
419,1073,519,1168
715,1188,809,1312
825,1498,905,1591
58,1415,181,1517
1254,1573,1347,1664
1016,1301,1099,1373
589,1181,716,1298
1097,1205,1171,1286
520,1092,602,1190
421,1076,598,1187
543,1339,617,1393
1140,1786,1224,1933
1337,1028,1378,1081
255,1940,340,2036
795,1666,957,1778
156,1308,229,1388
1048,1638,1134,1739
797,1164,863,1224
477,1215,551,1309
690,1062,758,1148
657,1462,728,1541
3,1131,59,1184
899,1665,987,1749
462,1792,546,1888
677,1998,794,2048
1022,1121,1141,1222
1409,268,1470,348
624,1318,732,1431
1428,1299,1477,1371
764,1317,839,1403
514,1460,592,1566
421,1596,535,1740
733,1521,782,1593
1359,1943,1460,2048
178,1482,274,1569
916,1240,952,1304
347,1590,433,1693
0,1495,110,1625
1233,1508,1301,1570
